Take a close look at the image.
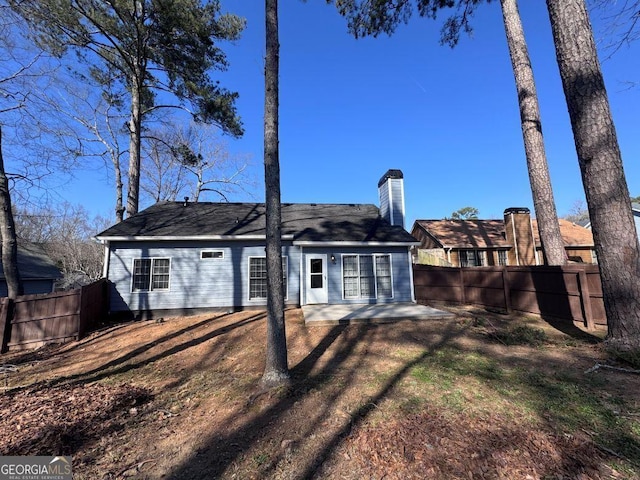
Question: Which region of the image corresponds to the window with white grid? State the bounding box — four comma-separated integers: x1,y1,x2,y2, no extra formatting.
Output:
132,258,170,292
342,254,392,299
249,256,288,300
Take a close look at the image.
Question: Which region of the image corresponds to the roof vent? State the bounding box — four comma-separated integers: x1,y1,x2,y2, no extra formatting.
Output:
183,197,189,207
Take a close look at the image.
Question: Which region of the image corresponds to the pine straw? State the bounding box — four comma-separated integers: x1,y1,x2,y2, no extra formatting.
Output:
0,383,151,456
336,409,614,480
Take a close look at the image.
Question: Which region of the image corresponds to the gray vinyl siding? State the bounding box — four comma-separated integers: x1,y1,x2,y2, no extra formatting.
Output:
390,178,405,228
106,240,414,313
378,179,404,228
300,246,413,305
378,184,390,225
107,241,300,313
634,212,640,243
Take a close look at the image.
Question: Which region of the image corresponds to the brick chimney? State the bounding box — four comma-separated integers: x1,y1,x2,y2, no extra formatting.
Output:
504,207,537,265
378,169,405,228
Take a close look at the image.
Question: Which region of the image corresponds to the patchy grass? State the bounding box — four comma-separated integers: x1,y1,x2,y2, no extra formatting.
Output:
1,306,639,479
492,324,548,346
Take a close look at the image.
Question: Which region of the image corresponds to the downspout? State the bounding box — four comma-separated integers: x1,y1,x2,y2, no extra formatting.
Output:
510,213,520,266
529,217,540,265
299,246,304,306
408,248,416,303
101,240,110,278
446,247,452,266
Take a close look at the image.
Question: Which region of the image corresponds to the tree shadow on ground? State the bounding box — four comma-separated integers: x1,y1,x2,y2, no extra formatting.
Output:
6,312,266,392
4,307,638,478
540,314,603,343
165,320,469,480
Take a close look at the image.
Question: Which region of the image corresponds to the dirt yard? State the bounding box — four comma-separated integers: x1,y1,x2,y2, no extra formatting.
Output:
1,306,639,479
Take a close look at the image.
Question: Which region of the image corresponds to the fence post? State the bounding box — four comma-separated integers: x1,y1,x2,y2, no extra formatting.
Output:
0,298,13,354
578,268,594,330
502,266,512,313
77,285,86,340
459,268,466,305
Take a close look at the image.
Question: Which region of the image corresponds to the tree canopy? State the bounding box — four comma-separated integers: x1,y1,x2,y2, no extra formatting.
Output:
10,0,245,217
450,206,479,219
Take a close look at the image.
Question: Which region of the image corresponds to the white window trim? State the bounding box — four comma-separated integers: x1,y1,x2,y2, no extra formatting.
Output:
247,256,289,301
200,250,224,260
131,257,171,292
341,253,394,300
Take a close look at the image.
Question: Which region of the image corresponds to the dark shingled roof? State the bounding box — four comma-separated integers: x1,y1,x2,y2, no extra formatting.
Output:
0,242,62,280
97,202,418,244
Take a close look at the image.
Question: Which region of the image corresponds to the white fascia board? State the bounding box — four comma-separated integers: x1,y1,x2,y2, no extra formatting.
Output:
96,234,296,242
292,240,420,247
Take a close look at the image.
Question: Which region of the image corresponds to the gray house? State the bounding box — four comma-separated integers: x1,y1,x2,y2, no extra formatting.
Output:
96,170,418,318
0,242,62,297
634,203,640,243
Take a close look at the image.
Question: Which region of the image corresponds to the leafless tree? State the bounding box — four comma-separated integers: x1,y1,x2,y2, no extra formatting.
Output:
563,200,590,224
0,126,22,297
14,202,110,288
141,123,254,205
590,0,640,58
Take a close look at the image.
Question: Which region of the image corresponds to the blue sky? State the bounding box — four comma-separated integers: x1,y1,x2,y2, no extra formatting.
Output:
63,1,640,228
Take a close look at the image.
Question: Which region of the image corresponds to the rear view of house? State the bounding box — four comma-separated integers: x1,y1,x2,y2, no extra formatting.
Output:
96,170,419,319
412,207,596,267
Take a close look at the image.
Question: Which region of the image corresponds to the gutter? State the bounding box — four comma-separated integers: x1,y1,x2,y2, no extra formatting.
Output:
96,234,297,242
292,241,420,247
510,212,520,266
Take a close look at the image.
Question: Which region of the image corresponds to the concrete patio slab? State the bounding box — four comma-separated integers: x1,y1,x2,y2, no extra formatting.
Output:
302,302,455,326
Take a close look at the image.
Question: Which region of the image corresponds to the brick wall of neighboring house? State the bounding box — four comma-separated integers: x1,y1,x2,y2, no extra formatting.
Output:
504,208,536,266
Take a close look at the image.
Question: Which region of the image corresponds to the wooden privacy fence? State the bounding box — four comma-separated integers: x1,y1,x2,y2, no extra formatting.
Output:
0,279,109,352
413,265,606,330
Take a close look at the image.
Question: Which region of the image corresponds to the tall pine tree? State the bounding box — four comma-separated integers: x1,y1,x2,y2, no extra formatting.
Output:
546,0,640,352
11,0,245,219
262,0,290,389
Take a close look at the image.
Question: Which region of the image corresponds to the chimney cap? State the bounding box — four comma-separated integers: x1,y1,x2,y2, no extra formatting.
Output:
378,169,404,187
504,207,530,215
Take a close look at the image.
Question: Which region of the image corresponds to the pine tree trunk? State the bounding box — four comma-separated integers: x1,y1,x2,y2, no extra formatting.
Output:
546,0,640,351
0,126,23,299
501,0,567,266
126,75,143,218
261,0,290,388
114,155,125,223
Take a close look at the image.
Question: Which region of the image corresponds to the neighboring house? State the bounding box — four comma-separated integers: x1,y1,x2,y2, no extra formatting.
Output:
412,207,596,267
634,203,640,243
96,170,419,318
0,242,62,296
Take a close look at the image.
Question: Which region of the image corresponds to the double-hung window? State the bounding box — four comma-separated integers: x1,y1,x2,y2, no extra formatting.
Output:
132,258,170,291
459,250,487,267
249,256,288,300
497,250,508,266
342,254,393,299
